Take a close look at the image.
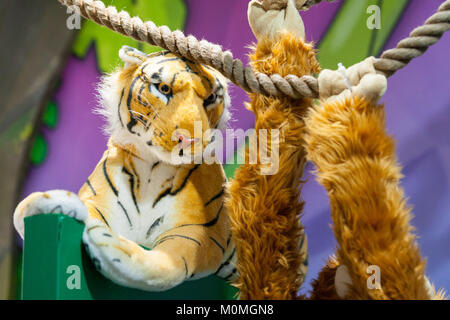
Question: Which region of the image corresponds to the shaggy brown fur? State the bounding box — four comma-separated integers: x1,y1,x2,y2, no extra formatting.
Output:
225,33,320,300
226,13,446,300
309,257,341,300
304,96,442,299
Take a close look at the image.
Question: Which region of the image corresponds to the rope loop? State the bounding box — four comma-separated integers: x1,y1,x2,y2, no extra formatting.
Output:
58,0,450,99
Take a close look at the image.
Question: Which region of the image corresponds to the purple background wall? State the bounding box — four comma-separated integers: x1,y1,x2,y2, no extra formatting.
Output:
22,0,450,295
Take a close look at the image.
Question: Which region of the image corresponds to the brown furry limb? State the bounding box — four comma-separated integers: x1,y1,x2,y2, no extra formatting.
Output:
304,96,442,299
309,257,341,300
225,33,320,300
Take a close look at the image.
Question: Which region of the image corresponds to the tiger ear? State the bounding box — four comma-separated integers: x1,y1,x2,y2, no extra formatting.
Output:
119,46,148,68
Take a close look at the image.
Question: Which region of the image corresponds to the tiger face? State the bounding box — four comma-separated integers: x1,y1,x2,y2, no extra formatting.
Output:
98,46,231,165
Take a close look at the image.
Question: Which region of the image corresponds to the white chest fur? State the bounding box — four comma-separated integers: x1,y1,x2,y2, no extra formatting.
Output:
109,154,180,248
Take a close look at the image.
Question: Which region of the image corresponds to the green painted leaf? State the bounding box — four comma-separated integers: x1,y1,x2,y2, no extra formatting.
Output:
42,101,59,129
317,0,409,69
29,133,47,165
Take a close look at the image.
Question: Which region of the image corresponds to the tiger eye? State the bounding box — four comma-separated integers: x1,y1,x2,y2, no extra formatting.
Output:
205,93,217,104
158,83,171,95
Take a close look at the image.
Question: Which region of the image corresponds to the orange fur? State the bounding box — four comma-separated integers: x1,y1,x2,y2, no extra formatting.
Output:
225,33,320,299
304,96,442,299
227,31,445,299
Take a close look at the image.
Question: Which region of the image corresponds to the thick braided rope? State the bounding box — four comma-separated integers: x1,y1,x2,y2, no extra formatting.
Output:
375,0,450,77
263,0,336,11
59,0,450,99
302,0,336,10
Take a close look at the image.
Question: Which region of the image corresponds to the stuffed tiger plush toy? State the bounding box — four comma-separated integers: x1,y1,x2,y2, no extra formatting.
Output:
13,47,237,291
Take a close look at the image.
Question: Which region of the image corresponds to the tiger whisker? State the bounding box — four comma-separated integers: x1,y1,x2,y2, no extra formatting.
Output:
130,110,151,123
130,110,170,136
130,112,148,127
137,94,168,125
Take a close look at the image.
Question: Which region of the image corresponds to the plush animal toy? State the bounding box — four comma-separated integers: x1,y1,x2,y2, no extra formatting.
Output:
14,48,237,291
13,0,311,294
226,0,318,299
228,0,445,300
305,57,445,300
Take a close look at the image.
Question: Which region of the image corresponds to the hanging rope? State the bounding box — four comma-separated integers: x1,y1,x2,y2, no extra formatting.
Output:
58,0,450,99
263,0,337,11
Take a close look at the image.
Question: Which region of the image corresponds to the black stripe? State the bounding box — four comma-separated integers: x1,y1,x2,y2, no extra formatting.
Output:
103,156,118,197
182,256,188,279
209,236,225,254
94,207,110,227
118,88,124,127
152,187,171,208
50,205,63,214
303,253,309,267
122,148,141,160
151,161,160,171
156,57,183,64
224,268,237,281
137,83,149,107
126,115,138,134
150,67,164,82
170,72,179,87
86,179,97,196
86,225,102,232
171,164,200,195
205,188,224,206
158,51,171,57
226,232,232,248
122,167,140,214
126,76,140,134
146,215,164,238
299,233,305,250
163,202,224,234
155,234,201,247
152,165,200,208
200,73,213,90
127,76,139,106
129,161,141,190
201,202,223,227
214,247,235,275
117,200,133,227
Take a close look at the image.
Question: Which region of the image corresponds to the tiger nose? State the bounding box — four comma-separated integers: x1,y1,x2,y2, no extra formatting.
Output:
175,132,199,149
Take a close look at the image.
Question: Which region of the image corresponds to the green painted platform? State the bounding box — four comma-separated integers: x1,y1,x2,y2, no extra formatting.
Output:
21,214,237,300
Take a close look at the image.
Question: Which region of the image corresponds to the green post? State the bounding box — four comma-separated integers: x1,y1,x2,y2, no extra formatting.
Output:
22,214,237,300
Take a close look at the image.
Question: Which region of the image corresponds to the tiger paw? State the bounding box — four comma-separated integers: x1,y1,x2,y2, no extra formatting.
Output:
82,220,129,277
83,220,188,291
13,190,88,238
318,57,387,104
248,0,306,41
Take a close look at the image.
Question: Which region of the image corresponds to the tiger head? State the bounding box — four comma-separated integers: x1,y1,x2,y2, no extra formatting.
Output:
98,46,231,165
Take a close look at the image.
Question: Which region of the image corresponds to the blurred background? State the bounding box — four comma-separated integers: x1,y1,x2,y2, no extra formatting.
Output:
0,0,449,299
